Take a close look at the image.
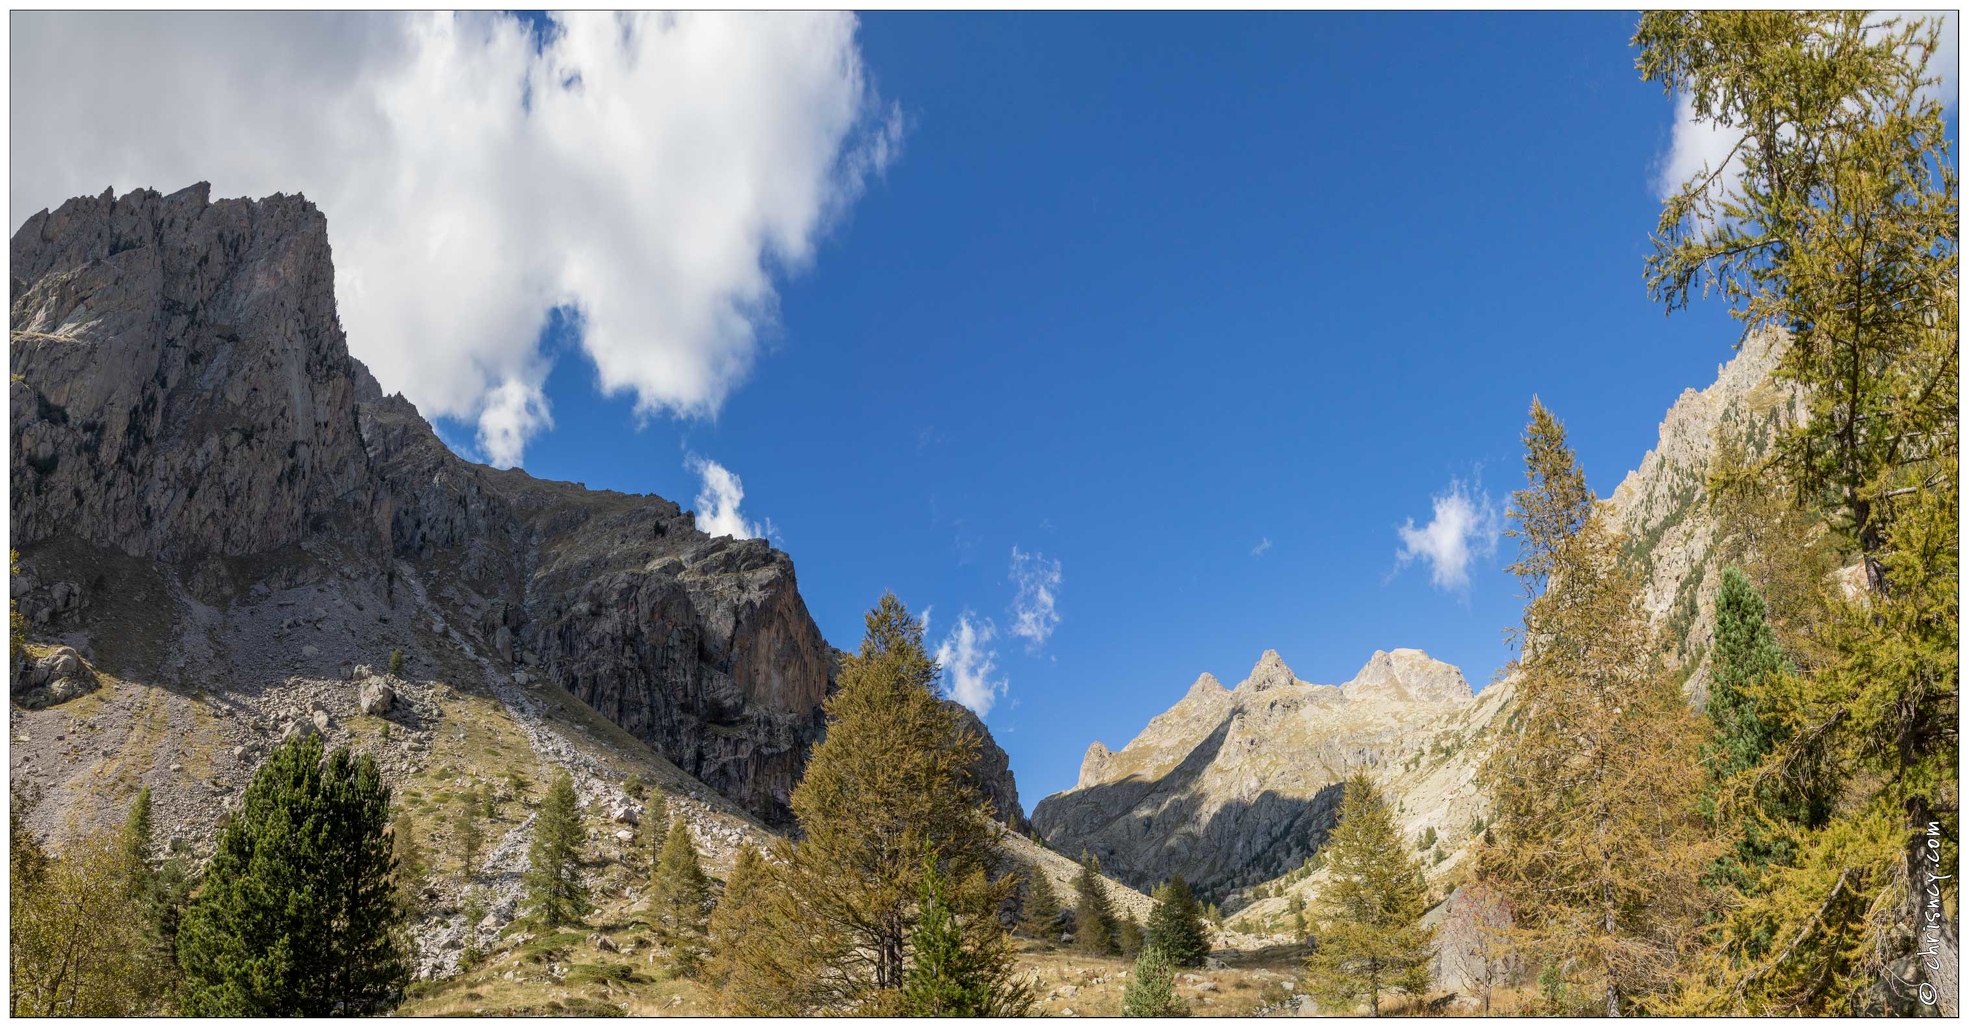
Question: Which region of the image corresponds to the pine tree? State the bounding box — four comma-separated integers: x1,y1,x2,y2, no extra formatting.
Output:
1121,945,1189,1017
453,797,484,882
650,820,712,976
524,769,590,928
1020,868,1063,939
1146,875,1209,968
1480,406,1715,1016
1639,13,1959,1012
1305,769,1435,1017
121,784,154,872
714,593,1011,1014
1117,913,1145,958
391,811,426,916
175,734,408,1015
1073,851,1119,955
1126,941,1181,1008
639,789,670,869
899,851,1035,1016
117,785,192,982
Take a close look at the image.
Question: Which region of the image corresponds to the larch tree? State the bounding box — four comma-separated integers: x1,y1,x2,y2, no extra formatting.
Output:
1637,11,1959,1013
175,735,408,1016
703,844,766,992
1480,404,1716,1015
649,819,713,976
713,593,1015,1014
1305,769,1435,1016
523,769,591,929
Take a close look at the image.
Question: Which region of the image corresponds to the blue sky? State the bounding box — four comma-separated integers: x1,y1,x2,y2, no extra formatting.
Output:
23,11,1912,807
489,12,1748,802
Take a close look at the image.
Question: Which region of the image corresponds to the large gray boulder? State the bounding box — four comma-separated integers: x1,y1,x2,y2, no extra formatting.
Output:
358,677,395,715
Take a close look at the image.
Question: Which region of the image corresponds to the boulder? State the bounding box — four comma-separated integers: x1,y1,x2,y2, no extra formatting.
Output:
31,646,81,687
358,677,395,715
312,709,331,733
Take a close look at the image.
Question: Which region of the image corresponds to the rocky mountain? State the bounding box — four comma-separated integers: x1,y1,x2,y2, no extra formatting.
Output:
1032,648,1499,900
8,183,1025,837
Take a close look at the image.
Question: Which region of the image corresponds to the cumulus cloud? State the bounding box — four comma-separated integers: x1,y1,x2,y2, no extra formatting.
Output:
1656,11,1956,200
1008,546,1062,651
10,12,899,466
1395,480,1501,591
935,612,1006,718
687,455,767,541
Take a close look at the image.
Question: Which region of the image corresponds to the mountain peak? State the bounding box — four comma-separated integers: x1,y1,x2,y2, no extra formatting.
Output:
1341,648,1472,704
1239,648,1299,692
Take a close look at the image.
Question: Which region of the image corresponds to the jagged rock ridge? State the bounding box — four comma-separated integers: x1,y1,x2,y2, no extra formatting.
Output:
1032,647,1486,899
8,183,1024,828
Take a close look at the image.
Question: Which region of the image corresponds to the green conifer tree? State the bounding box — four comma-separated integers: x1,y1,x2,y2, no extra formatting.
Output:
1146,875,1209,968
453,797,484,882
1020,868,1063,939
650,820,712,976
391,811,426,916
121,785,154,873
523,769,590,928
1305,769,1435,1017
175,735,408,1015
1073,851,1118,955
1118,913,1145,958
639,789,670,870
1121,945,1189,1017
715,594,1011,1015
898,851,1034,1016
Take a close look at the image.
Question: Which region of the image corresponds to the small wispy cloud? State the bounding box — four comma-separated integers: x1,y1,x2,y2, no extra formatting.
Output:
1008,546,1062,651
1251,537,1272,557
1395,479,1500,591
686,454,768,541
935,612,1006,717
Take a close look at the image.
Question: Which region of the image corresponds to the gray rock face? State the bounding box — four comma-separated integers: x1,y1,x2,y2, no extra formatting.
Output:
10,184,924,825
949,702,1028,832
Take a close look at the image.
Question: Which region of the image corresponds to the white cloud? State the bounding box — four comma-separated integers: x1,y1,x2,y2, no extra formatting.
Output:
687,455,766,540
1656,12,1956,201
1395,479,1500,591
1251,537,1273,557
935,612,1006,718
476,375,554,470
1008,546,1062,651
10,12,898,467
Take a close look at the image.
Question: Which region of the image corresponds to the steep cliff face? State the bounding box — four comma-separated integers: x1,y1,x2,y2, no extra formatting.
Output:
10,185,1020,828
1608,327,1809,702
1031,648,1490,899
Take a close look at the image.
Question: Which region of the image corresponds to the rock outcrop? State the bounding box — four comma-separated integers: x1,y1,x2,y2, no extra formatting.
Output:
9,184,1024,827
1032,648,1488,899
